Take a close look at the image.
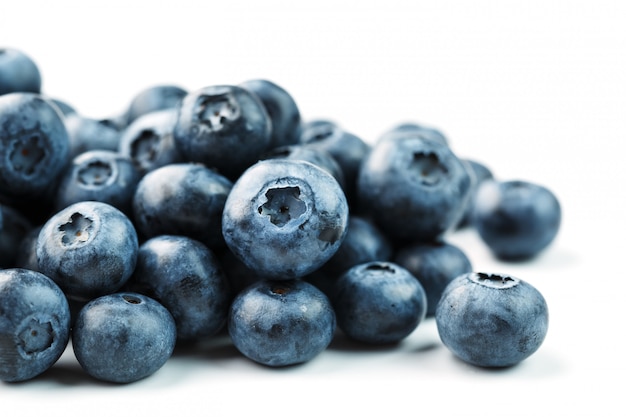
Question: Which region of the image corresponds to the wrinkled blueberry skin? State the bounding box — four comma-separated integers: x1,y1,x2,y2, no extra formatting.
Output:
54,150,141,215
300,122,370,205
132,163,233,249
0,204,33,268
473,180,561,260
378,122,448,146
222,159,348,279
457,159,494,228
436,272,549,368
332,262,427,344
118,109,182,176
127,235,230,342
0,48,41,95
240,79,302,148
124,84,187,125
394,241,472,317
64,114,121,158
357,135,471,242
0,268,70,382
174,85,271,180
261,144,345,191
228,279,336,367
0,93,70,201
37,201,138,302
72,292,176,383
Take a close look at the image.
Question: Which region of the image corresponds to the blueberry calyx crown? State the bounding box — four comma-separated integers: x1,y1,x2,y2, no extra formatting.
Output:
364,262,396,274
131,129,160,168
257,186,306,227
193,93,240,133
17,316,54,356
77,160,114,187
58,212,94,247
410,151,448,185
470,272,519,289
122,294,142,305
9,133,46,177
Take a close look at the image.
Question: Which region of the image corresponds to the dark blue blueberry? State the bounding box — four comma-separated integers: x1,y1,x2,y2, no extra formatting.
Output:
260,144,345,191
64,114,121,158
240,79,302,148
0,268,71,382
357,134,471,242
54,150,141,215
378,122,448,146
124,84,187,125
0,203,33,268
132,163,233,249
127,235,230,342
473,179,561,260
0,93,70,201
222,159,348,279
435,272,549,368
48,98,77,117
332,261,427,344
228,279,335,367
0,48,41,95
15,225,42,272
173,85,271,180
36,201,138,302
217,246,264,299
72,292,176,383
300,121,370,204
457,158,494,228
394,241,472,317
118,109,182,176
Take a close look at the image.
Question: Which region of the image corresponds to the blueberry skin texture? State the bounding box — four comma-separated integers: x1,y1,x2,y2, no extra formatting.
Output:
357,135,471,242
54,150,141,215
394,241,472,317
228,279,336,367
435,272,549,368
174,85,271,180
240,79,302,148
64,114,121,158
124,84,187,125
473,180,561,260
72,292,176,383
0,268,71,382
132,163,233,249
0,93,70,201
457,159,494,229
128,235,230,342
332,261,427,345
36,201,139,301
222,159,349,279
0,48,41,95
118,109,182,176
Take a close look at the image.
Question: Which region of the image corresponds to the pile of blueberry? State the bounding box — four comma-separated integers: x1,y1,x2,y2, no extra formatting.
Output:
0,47,560,383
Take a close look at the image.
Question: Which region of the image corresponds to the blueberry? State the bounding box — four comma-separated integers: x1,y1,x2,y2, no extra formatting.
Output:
72,292,176,383
378,122,448,146
36,201,138,301
118,109,182,176
228,279,336,367
132,163,233,249
15,226,42,272
0,93,70,201
0,48,41,95
124,84,187,125
0,268,71,382
457,158,494,229
127,235,230,342
331,261,427,345
48,98,77,117
435,272,549,368
240,79,302,148
394,241,472,317
54,150,141,215
222,159,348,279
357,134,471,242
64,114,121,158
174,85,271,180
473,179,561,260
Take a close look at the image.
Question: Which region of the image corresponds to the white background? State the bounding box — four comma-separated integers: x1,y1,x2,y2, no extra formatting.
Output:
1,1,625,416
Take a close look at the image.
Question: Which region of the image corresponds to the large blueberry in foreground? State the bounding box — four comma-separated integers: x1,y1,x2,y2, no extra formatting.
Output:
0,268,71,382
37,201,138,301
128,235,230,342
473,180,561,260
173,85,271,180
222,159,348,279
332,262,427,344
0,48,41,95
435,272,548,368
72,292,176,383
228,279,336,367
357,134,471,242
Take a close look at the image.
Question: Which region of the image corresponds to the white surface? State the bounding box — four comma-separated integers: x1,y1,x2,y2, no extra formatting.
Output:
2,1,625,416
